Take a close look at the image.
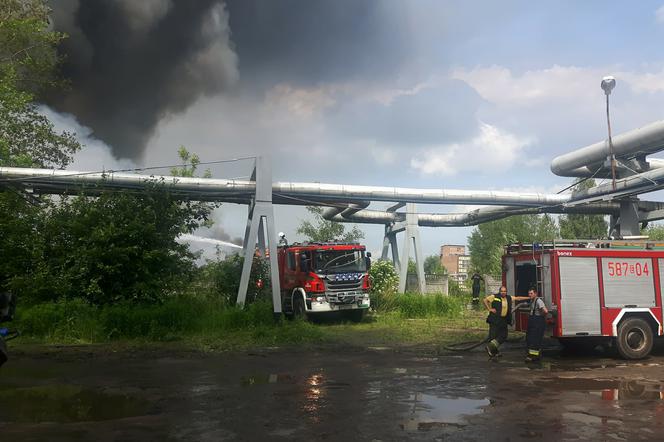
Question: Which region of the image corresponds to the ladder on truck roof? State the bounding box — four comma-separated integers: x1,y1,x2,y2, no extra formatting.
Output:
505,238,664,254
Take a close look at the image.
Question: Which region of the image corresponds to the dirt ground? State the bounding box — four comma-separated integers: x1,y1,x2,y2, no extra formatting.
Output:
1,339,664,442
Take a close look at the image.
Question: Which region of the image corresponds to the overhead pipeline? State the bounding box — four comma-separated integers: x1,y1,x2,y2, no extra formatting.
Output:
0,167,570,207
551,120,664,177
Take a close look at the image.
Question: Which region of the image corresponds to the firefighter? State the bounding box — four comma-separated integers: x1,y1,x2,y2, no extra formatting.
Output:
483,286,529,358
525,288,549,363
470,272,484,304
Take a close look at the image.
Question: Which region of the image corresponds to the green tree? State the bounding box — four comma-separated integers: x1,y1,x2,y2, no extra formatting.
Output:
198,254,271,305
0,0,80,168
642,223,664,240
0,1,81,293
171,145,211,178
296,206,364,243
468,214,558,277
169,146,215,228
559,179,608,239
424,255,445,275
19,181,214,305
0,1,64,92
407,258,417,274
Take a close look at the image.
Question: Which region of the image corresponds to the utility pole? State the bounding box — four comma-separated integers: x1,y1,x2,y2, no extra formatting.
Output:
601,76,617,190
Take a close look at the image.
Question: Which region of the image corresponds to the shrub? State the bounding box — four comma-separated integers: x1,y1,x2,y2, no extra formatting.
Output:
197,254,272,304
395,293,464,318
448,279,467,297
17,299,101,342
369,260,399,310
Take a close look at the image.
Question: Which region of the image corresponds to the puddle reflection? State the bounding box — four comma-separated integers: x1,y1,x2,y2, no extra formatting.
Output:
240,373,294,386
0,385,149,423
536,377,664,401
400,393,489,431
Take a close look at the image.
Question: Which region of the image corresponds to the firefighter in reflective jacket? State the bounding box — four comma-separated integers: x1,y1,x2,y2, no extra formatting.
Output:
525,288,549,363
483,286,529,358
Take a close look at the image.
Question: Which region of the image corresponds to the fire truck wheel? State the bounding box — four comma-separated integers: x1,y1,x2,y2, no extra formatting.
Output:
616,317,653,360
292,296,307,319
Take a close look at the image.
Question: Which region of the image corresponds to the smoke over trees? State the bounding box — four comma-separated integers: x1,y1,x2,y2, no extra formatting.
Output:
46,0,238,160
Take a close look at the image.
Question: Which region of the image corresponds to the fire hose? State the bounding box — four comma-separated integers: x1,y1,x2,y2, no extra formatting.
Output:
443,335,524,352
443,302,529,352
443,303,557,352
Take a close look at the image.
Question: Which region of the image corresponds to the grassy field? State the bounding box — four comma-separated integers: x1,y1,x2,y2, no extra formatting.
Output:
9,295,492,353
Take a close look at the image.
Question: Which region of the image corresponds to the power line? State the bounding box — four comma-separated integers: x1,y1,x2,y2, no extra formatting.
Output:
0,156,257,184
556,165,603,194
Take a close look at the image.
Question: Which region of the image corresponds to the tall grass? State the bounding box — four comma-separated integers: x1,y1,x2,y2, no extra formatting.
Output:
12,292,470,349
371,292,464,318
14,298,325,345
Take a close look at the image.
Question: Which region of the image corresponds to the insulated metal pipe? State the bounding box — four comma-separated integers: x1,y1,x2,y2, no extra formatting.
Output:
272,182,569,206
551,120,664,177
566,166,664,205
0,167,570,207
4,166,664,224
322,202,637,227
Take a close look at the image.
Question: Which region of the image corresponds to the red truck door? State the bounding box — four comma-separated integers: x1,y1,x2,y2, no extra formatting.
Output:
283,250,298,289
558,256,602,336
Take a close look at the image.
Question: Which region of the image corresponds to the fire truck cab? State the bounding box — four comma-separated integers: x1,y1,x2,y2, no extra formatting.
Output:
277,242,371,322
503,240,664,359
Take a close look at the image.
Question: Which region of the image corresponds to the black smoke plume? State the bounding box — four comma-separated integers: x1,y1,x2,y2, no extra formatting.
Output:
47,0,238,160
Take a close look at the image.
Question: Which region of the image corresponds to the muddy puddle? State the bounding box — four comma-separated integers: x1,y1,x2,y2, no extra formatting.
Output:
0,385,150,423
400,393,490,431
240,373,295,386
536,377,664,400
240,372,351,389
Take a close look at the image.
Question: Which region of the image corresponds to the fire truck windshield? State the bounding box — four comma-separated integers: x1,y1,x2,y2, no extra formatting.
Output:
314,250,367,273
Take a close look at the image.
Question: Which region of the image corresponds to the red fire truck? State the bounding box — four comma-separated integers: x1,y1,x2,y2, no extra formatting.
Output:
503,240,664,359
277,242,371,321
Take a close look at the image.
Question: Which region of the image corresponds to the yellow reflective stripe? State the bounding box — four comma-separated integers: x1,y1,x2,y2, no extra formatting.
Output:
501,298,508,316
528,349,540,356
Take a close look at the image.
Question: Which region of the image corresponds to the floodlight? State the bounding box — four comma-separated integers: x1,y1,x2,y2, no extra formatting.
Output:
601,76,616,95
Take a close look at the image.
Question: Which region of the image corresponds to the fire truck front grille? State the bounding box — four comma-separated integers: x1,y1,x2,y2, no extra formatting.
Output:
326,279,363,292
324,273,364,304
326,292,358,304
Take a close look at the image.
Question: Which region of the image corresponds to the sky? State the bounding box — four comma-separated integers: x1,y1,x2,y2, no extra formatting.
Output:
43,0,664,260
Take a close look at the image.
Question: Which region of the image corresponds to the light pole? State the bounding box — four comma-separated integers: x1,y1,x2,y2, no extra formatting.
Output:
601,76,617,190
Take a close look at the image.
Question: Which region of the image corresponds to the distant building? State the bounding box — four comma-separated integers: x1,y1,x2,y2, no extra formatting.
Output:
458,255,470,276
440,245,470,283
440,245,464,273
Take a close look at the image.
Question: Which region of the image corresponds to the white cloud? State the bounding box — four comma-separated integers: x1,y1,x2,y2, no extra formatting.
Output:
656,5,664,23
621,69,664,94
370,145,397,165
452,64,664,107
410,122,533,176
451,65,605,106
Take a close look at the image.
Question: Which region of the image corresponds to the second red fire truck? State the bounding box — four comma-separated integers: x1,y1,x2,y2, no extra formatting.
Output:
503,240,664,359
